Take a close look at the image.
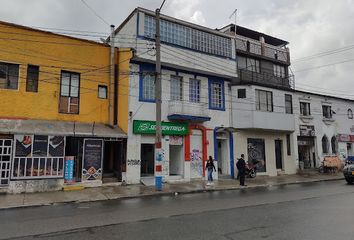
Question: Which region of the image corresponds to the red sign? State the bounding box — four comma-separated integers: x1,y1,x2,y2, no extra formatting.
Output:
337,134,354,142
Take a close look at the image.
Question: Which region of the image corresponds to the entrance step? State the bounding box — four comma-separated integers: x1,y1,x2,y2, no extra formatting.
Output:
141,177,155,186
102,177,119,183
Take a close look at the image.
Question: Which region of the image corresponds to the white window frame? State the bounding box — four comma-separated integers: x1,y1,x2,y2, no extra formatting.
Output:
170,75,183,101
300,102,311,116
256,89,273,112
189,78,201,103
322,105,332,119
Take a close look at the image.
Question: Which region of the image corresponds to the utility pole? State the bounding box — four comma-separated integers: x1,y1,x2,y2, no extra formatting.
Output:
109,24,115,127
154,0,166,191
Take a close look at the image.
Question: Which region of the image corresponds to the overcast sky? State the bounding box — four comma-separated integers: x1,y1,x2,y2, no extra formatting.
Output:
1,0,354,98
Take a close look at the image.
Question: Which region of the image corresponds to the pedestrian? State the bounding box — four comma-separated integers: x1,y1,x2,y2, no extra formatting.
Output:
206,156,216,186
236,154,247,186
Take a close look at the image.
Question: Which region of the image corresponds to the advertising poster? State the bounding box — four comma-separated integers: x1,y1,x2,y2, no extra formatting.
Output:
33,135,48,157
82,139,103,181
247,138,266,172
49,136,65,157
15,135,32,157
64,156,75,184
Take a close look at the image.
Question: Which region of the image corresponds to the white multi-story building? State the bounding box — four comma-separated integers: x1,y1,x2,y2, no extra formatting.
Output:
293,91,354,169
114,8,237,183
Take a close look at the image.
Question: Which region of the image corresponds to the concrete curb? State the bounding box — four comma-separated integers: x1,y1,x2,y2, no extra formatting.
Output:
0,176,344,210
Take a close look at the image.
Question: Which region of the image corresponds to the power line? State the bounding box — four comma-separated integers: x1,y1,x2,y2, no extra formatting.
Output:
80,0,110,27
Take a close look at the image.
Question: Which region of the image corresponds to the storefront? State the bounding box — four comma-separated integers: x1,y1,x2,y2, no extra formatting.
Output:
298,125,316,169
337,134,354,160
0,119,126,193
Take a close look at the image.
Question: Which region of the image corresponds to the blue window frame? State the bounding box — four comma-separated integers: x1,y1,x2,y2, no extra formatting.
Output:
208,78,225,111
139,64,156,102
189,78,201,103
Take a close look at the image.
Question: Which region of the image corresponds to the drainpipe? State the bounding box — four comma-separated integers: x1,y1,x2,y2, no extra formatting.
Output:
109,24,115,127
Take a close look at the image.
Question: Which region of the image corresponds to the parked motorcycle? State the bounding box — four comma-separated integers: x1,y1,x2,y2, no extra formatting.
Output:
246,160,258,178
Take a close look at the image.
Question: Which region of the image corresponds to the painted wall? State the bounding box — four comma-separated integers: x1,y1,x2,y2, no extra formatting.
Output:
293,92,354,167
231,85,295,131
233,130,297,176
0,22,130,132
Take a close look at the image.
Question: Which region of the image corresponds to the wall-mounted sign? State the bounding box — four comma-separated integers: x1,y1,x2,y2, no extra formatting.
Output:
337,134,354,142
133,120,188,135
299,125,315,137
64,156,75,184
169,136,183,145
82,139,103,181
33,135,48,156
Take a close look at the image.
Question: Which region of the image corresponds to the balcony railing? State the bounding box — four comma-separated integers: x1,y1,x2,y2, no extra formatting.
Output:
168,100,210,121
238,69,295,90
236,36,289,63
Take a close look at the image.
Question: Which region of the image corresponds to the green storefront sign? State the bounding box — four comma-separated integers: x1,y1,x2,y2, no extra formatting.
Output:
133,120,188,135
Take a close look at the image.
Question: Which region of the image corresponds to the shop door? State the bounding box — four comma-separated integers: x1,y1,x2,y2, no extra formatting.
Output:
190,130,203,178
0,139,12,186
141,144,155,176
275,140,283,169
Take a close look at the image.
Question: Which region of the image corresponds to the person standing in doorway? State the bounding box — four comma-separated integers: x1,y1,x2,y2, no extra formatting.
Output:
236,154,246,186
206,156,216,186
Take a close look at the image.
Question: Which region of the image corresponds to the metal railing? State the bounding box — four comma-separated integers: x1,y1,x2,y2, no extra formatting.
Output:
238,68,295,89
168,100,209,117
236,36,289,63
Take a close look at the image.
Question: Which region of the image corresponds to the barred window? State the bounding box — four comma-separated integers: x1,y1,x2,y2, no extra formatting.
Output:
170,76,183,101
189,79,200,103
210,81,224,110
144,15,232,58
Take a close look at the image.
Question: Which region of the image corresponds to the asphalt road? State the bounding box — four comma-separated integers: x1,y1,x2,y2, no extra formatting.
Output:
1,180,354,240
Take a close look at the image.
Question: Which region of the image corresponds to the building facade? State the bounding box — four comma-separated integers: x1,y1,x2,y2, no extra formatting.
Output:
293,91,354,169
0,21,132,193
219,24,297,176
114,8,238,184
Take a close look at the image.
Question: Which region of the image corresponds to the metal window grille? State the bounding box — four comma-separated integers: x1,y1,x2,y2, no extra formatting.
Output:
170,76,183,101
142,74,155,100
189,79,200,103
0,139,12,186
211,82,223,109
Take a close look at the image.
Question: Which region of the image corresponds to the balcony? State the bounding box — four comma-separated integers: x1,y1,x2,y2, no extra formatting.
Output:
236,36,290,64
167,101,211,122
238,68,295,90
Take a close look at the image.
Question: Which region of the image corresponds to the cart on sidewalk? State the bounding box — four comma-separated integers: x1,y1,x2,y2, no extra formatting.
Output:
319,156,343,173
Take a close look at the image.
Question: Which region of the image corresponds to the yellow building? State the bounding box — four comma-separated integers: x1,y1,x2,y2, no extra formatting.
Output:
0,21,132,192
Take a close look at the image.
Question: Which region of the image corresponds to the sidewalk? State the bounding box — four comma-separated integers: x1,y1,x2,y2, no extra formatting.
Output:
0,172,344,210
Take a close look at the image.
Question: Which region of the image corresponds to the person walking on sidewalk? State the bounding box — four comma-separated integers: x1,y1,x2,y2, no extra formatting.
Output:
236,154,247,186
206,156,216,186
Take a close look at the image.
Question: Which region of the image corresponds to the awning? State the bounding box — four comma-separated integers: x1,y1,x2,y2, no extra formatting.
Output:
216,127,237,133
0,119,127,138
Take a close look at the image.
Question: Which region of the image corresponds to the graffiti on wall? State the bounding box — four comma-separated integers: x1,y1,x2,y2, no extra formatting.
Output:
190,149,203,177
247,139,266,172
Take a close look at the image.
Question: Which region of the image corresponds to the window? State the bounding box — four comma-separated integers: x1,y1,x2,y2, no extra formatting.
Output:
285,94,293,114
348,109,353,119
59,71,80,114
144,15,232,58
189,78,201,103
141,73,155,102
0,62,19,90
26,65,39,92
255,89,273,112
331,136,337,154
238,89,246,98
286,134,291,156
98,85,107,99
273,64,285,77
209,80,224,110
300,102,311,116
322,135,329,154
238,56,260,73
322,105,332,119
170,76,183,101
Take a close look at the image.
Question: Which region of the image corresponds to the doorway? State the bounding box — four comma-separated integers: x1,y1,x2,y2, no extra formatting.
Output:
103,140,125,182
141,144,155,176
275,140,283,170
217,139,229,177
169,144,183,176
